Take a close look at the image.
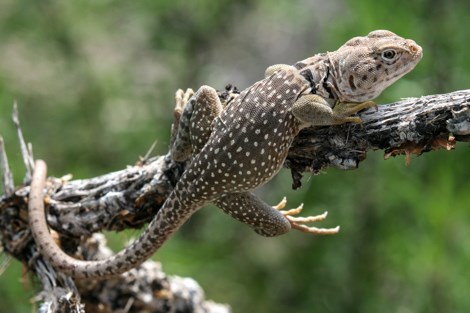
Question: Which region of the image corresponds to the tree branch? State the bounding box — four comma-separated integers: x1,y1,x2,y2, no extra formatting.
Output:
1,89,469,312
286,89,470,188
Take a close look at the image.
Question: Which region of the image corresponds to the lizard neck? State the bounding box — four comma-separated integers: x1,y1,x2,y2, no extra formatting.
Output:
294,54,339,106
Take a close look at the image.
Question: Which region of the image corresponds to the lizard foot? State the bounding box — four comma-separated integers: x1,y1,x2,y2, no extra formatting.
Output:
174,88,195,122
274,197,340,235
171,88,194,144
334,100,377,117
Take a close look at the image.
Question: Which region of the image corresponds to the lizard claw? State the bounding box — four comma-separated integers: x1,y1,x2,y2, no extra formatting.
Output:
274,197,340,235
273,196,287,210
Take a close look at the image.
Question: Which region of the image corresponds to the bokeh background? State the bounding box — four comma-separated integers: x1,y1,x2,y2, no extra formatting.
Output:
1,1,469,312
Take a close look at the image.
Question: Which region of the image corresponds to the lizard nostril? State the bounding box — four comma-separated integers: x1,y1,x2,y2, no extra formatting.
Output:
407,43,422,57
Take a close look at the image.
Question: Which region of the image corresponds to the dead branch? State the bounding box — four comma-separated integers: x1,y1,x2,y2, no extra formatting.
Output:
0,89,469,312
286,89,470,188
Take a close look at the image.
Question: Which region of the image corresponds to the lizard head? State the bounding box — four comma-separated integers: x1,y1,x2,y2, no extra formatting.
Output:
330,30,423,102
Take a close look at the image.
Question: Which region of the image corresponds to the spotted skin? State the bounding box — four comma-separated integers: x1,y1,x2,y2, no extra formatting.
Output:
29,30,422,279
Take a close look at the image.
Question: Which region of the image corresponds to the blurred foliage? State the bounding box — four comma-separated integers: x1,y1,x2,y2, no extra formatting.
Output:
1,0,469,312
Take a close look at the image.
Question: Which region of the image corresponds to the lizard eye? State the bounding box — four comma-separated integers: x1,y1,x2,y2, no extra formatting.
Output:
381,49,398,61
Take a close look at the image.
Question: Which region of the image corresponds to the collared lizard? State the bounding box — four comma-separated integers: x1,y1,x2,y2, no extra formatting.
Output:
28,30,423,278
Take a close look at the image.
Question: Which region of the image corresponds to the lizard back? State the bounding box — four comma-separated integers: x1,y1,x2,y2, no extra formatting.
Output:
188,69,306,199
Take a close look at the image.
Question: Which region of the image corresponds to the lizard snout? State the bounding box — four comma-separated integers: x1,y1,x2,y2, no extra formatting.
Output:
405,40,423,59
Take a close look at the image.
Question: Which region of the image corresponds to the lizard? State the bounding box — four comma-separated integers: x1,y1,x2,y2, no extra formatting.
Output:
28,30,423,279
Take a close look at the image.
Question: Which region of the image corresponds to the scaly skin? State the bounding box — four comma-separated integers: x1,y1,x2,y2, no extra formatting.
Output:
29,30,422,278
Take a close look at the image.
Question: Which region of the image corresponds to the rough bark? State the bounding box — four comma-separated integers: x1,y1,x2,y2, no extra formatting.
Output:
0,89,469,312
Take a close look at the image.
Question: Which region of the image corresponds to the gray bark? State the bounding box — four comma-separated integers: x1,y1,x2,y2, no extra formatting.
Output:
1,89,469,312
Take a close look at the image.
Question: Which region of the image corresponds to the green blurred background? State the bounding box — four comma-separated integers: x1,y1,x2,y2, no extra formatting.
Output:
0,0,469,312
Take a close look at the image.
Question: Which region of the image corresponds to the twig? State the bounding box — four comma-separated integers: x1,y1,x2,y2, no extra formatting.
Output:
12,102,34,181
0,137,14,196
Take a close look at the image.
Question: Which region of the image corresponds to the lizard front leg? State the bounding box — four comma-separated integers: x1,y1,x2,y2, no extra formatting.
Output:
215,192,339,236
292,94,375,127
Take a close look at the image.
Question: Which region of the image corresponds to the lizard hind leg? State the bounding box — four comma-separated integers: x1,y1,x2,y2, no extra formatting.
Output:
215,192,291,237
215,193,339,237
170,86,223,161
264,64,294,78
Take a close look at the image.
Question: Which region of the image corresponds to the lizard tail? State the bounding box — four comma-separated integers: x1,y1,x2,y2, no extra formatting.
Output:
29,160,203,279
